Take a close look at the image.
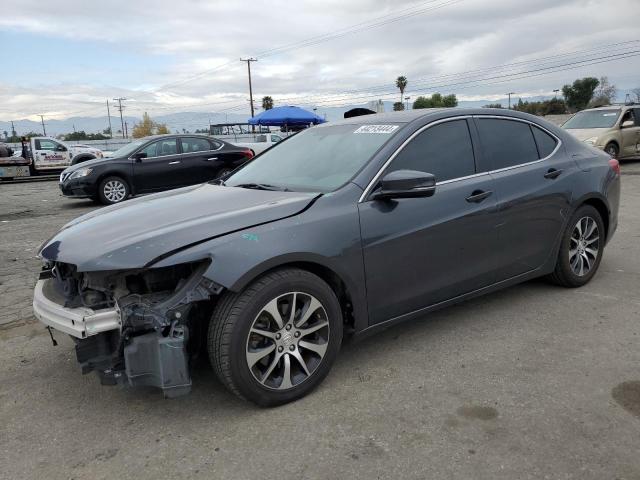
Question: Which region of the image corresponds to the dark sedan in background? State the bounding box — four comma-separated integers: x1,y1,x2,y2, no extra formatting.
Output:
59,134,254,204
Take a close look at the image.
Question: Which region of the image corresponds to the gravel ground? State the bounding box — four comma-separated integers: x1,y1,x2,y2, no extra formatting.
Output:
1,162,639,480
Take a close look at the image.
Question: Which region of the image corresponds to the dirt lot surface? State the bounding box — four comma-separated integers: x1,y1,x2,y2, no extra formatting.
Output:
1,162,639,479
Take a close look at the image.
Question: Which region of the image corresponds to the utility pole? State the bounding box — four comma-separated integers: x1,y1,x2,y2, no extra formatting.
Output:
113,97,127,139
506,92,515,109
10,121,16,139
106,99,113,138
405,96,411,110
39,115,46,136
240,57,257,123
124,121,129,139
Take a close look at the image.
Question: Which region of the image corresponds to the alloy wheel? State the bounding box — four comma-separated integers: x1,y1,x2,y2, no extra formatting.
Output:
103,180,126,203
246,292,330,390
569,216,600,277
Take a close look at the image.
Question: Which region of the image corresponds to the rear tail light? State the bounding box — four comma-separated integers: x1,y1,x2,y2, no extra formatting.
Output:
608,158,620,175
243,149,254,159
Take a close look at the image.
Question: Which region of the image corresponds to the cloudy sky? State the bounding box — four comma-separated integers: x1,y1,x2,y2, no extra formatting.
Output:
1,0,639,121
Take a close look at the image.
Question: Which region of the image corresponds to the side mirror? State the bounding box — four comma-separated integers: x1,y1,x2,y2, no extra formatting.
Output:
132,152,147,161
372,170,436,201
621,120,634,128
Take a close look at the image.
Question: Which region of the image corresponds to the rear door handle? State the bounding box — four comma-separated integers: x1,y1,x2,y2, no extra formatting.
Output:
168,161,181,165
544,168,563,179
465,190,493,203
206,157,218,161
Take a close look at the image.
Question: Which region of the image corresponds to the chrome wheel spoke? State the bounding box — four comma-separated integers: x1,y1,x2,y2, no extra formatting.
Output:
246,344,275,367
280,354,293,389
261,354,281,384
299,320,329,338
585,236,599,246
299,340,328,357
290,349,311,376
262,297,284,329
295,296,322,328
584,247,598,258
250,327,276,340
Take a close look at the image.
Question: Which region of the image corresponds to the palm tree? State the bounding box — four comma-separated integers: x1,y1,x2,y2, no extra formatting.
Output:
262,96,274,110
396,76,408,105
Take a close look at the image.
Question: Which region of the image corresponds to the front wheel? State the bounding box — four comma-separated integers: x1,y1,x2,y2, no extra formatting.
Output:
98,176,130,205
604,142,619,159
208,268,343,406
547,205,605,287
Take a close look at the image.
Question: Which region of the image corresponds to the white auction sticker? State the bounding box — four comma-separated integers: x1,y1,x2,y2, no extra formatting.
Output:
354,125,399,134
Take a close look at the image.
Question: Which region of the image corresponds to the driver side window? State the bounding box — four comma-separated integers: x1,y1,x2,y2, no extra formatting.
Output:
386,119,476,183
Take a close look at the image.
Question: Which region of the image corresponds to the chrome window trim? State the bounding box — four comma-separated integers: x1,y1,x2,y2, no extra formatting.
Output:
358,114,562,203
358,115,472,202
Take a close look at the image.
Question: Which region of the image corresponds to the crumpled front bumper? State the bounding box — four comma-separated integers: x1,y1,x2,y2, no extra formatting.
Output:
32,279,120,338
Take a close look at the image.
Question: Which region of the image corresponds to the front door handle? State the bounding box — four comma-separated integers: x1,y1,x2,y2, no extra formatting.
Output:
168,161,181,165
206,157,218,161
465,190,493,203
544,168,563,179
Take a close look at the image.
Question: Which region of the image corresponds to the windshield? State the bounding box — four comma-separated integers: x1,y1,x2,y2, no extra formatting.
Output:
109,139,146,158
562,109,621,129
225,123,401,192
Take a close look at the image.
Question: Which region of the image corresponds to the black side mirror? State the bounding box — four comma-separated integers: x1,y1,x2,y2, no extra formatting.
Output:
372,170,436,200
132,152,147,161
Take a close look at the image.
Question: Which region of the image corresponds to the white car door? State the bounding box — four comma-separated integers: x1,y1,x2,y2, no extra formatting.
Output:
33,139,72,169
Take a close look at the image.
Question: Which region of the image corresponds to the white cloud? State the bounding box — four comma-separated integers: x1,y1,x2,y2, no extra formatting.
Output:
1,0,639,120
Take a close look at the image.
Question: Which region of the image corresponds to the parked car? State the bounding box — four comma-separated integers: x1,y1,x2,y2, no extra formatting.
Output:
233,132,284,155
562,104,640,159
33,109,620,406
58,134,254,204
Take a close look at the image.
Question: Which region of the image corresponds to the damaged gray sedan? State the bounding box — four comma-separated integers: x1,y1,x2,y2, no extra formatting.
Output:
33,109,620,406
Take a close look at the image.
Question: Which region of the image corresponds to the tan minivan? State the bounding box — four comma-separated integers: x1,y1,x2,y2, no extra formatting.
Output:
562,105,640,159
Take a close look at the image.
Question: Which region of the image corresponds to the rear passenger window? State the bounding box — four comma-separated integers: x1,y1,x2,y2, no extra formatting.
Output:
181,137,211,153
477,118,539,170
532,126,558,158
387,119,475,182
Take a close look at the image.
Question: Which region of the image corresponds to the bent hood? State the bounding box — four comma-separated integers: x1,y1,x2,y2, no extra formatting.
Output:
40,183,319,271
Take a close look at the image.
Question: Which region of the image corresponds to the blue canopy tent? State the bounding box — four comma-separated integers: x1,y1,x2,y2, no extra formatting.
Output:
248,106,325,129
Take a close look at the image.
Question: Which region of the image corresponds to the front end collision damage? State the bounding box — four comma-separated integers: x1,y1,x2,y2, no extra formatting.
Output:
36,259,222,397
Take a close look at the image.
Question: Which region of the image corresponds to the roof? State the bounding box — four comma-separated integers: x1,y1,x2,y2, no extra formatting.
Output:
321,107,537,127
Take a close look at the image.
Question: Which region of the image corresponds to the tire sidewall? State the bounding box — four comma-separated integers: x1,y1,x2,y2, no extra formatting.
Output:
98,176,129,205
227,272,343,406
557,205,605,286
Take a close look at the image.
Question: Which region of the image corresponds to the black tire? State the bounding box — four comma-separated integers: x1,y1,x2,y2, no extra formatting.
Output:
98,176,130,205
208,268,343,406
547,204,605,287
604,142,619,159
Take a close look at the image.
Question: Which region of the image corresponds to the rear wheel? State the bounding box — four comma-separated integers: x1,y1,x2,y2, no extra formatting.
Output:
98,176,129,205
547,205,604,287
208,268,343,406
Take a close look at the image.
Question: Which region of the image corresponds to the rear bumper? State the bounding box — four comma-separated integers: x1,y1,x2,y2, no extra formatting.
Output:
32,279,120,338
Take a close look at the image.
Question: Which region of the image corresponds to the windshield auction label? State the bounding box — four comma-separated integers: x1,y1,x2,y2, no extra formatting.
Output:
354,125,399,134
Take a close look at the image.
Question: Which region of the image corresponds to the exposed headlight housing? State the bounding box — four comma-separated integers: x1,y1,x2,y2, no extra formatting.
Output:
69,167,93,179
583,136,599,145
